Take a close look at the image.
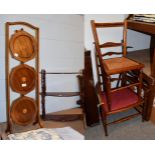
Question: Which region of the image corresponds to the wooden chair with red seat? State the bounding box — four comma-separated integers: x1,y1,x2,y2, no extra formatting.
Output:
91,20,145,136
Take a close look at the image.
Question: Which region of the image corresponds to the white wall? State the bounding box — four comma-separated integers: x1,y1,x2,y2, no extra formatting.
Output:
0,14,84,122
127,30,150,51
84,14,126,50
84,14,151,83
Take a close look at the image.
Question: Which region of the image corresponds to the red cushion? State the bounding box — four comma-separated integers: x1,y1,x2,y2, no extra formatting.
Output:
101,88,140,112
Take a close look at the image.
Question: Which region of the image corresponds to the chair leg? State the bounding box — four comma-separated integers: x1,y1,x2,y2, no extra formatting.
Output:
102,116,108,136
121,72,126,87
100,107,108,136
142,98,147,122
142,104,145,122
116,73,122,88
138,70,144,122
143,100,146,122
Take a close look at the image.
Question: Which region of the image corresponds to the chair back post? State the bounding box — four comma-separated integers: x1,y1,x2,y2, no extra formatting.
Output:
91,20,103,61
104,75,112,111
91,20,112,111
91,20,100,51
94,47,101,86
123,20,127,56
91,20,106,90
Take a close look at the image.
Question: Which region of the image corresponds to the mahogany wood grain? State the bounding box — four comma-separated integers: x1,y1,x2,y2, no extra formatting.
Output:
40,92,80,97
42,72,81,74
5,22,42,133
101,52,122,57
9,29,36,62
128,20,155,35
43,114,83,122
83,51,99,126
10,96,37,126
40,69,84,122
10,64,36,94
150,36,155,76
99,42,123,48
94,22,124,28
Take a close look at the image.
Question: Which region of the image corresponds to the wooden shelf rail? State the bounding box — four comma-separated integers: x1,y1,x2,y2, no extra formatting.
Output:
40,69,84,121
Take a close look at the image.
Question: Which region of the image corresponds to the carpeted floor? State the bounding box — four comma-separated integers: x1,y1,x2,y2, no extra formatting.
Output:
85,119,155,140
85,110,155,140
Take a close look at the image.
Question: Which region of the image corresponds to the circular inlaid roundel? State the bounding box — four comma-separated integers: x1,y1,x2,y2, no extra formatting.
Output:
11,96,37,126
10,64,36,95
9,29,36,62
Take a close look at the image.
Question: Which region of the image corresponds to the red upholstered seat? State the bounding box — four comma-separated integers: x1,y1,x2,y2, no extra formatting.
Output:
101,88,140,112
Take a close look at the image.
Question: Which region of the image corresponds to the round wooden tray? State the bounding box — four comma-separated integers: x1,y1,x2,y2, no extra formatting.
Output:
9,29,36,62
11,96,37,126
10,64,36,94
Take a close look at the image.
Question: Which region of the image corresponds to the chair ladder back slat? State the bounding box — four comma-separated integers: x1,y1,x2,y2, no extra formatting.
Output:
94,22,124,28
99,42,123,48
102,52,122,57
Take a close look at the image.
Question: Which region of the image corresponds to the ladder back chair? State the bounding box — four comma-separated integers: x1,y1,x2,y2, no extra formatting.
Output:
91,20,145,136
